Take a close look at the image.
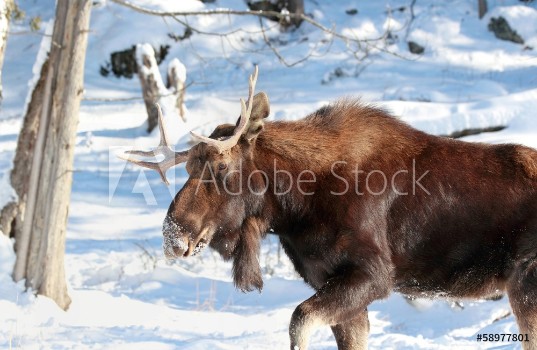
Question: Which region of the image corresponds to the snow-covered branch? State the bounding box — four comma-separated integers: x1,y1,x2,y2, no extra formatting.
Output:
110,0,377,44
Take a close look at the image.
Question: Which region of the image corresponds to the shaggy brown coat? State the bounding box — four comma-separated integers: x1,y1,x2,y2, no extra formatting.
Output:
164,98,537,350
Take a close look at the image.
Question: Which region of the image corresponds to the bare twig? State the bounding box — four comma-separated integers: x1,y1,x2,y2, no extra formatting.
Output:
108,0,418,68
405,0,417,41
4,30,52,37
110,0,405,46
259,17,311,67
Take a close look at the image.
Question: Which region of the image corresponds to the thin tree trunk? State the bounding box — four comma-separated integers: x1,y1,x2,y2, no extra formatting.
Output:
478,0,488,19
0,0,14,105
11,0,92,310
166,58,187,122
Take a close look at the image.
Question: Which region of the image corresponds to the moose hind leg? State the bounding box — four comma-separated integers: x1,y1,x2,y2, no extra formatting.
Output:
331,309,370,350
507,257,537,350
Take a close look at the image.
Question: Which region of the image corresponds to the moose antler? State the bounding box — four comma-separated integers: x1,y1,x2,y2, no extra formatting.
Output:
118,104,189,185
120,66,261,184
190,66,259,154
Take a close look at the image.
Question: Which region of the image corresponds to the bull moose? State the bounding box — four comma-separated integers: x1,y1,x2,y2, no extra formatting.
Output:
121,67,537,349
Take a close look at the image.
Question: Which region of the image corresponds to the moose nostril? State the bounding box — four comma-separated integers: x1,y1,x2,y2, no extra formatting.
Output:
162,216,190,258
163,234,189,259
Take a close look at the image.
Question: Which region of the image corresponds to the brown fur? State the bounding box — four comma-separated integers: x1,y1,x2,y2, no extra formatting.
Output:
163,99,537,350
517,147,537,179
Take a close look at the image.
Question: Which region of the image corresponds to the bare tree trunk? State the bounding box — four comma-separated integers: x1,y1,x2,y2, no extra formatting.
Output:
478,0,488,19
11,0,92,310
0,59,50,240
136,43,168,132
0,0,14,105
13,62,53,283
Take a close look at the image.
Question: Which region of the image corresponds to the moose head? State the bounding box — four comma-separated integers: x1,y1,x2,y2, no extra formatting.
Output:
121,67,271,291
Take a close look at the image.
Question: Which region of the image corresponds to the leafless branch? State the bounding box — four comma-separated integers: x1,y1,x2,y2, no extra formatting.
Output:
110,0,409,46
405,0,417,41
4,30,52,36
259,17,310,67
108,0,420,70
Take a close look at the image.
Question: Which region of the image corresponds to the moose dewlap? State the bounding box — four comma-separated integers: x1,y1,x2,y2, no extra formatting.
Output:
122,67,537,350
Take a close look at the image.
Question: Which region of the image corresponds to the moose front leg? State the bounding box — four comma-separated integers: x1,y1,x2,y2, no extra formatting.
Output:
289,264,391,350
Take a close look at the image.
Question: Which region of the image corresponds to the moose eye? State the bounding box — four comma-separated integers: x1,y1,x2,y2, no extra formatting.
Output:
218,162,227,171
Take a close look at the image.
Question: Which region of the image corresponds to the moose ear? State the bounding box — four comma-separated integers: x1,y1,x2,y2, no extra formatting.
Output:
243,92,270,141
209,123,236,139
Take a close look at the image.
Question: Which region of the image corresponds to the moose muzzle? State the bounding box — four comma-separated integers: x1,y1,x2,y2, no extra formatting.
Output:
162,216,190,259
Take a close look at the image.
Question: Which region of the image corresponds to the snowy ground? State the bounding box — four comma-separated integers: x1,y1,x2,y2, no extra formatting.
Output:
1,0,537,349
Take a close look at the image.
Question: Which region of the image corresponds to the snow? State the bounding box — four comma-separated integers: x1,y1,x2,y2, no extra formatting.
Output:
167,58,186,84
135,43,168,95
1,0,537,349
487,5,537,48
0,233,15,277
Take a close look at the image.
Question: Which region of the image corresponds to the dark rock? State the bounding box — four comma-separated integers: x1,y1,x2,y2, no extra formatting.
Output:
247,0,304,28
408,41,424,54
100,45,171,79
488,16,524,44
345,8,358,15
110,46,137,79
